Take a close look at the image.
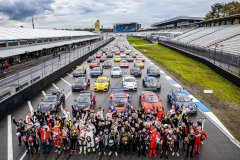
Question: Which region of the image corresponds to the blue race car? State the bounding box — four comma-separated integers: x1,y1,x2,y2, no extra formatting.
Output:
168,88,197,115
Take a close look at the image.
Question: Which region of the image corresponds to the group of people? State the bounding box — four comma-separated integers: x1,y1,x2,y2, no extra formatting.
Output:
13,104,208,158
1,60,8,73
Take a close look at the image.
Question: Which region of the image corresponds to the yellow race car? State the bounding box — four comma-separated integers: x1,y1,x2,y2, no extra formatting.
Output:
134,60,144,68
134,51,138,55
94,77,110,91
114,56,121,62
136,55,145,62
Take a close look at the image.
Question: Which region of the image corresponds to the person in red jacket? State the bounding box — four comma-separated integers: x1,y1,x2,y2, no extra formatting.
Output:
192,123,207,154
150,127,160,157
50,125,61,154
157,107,165,121
38,126,50,154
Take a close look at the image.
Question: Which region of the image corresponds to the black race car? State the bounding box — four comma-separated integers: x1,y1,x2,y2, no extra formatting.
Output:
73,91,96,113
90,67,103,77
72,66,86,77
130,66,142,77
71,77,90,91
87,56,96,63
100,56,107,62
107,53,113,58
126,55,133,62
37,89,65,115
142,76,161,91
147,67,160,77
102,60,112,69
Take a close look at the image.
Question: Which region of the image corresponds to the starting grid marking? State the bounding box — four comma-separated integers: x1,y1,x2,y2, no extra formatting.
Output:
135,48,238,143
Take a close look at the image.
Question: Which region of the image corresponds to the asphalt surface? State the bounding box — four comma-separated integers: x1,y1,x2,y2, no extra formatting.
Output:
0,36,239,160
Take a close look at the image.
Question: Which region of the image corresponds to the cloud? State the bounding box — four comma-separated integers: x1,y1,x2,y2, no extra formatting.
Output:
0,0,55,20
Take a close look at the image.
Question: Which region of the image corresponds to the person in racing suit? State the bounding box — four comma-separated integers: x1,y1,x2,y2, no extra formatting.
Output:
13,117,25,146
22,127,30,154
61,125,69,153
78,125,87,154
138,127,149,157
172,127,181,156
150,127,160,157
179,122,188,151
85,127,96,155
69,125,78,154
192,124,207,154
50,125,61,154
104,118,112,149
108,128,118,156
129,127,138,155
160,128,172,159
186,129,199,158
27,127,39,153
86,119,96,135
119,127,129,156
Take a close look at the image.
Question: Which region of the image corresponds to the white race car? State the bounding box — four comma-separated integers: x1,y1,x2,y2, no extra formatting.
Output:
122,75,137,90
111,67,122,77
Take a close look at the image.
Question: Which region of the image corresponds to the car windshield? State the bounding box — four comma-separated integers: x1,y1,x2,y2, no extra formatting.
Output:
126,56,132,58
97,53,101,55
92,68,100,71
75,79,85,83
124,78,135,82
76,68,83,71
89,56,93,59
150,68,158,71
43,96,57,102
146,78,157,83
97,79,107,83
112,97,127,103
101,56,106,58
92,61,98,64
115,56,120,58
131,68,140,71
77,96,90,103
121,60,127,63
136,61,142,63
144,96,159,103
113,68,120,71
175,94,191,101
104,61,110,64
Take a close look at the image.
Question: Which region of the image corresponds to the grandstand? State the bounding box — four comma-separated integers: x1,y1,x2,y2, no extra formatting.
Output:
113,22,141,32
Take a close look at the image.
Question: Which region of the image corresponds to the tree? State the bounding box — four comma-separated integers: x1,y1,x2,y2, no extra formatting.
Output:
205,12,212,20
222,1,240,16
211,3,224,18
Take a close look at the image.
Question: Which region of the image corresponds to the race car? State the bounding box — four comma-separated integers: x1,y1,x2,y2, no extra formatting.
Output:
96,52,103,58
125,50,131,55
89,60,100,68
107,53,113,58
120,53,126,58
130,52,136,58
168,88,197,115
120,47,125,52
37,89,65,115
100,56,107,62
115,51,120,55
73,91,95,113
90,67,103,77
72,65,86,77
71,77,90,91
111,67,122,77
87,56,96,63
102,60,112,69
134,60,144,68
120,60,129,68
139,91,164,113
109,91,131,113
130,66,142,77
142,76,161,91
122,76,137,90
114,56,121,62
136,55,145,62
147,67,160,77
94,76,110,91
134,51,139,55
126,55,133,62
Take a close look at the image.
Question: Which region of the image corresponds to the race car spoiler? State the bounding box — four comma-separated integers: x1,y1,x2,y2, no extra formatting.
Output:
80,90,95,93
111,88,129,91
142,73,158,76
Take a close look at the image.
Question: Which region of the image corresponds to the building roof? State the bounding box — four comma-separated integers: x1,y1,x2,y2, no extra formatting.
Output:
0,27,97,42
113,22,139,25
195,14,240,24
150,16,204,27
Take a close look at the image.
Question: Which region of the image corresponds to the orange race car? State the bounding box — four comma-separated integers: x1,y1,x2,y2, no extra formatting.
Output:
139,91,164,113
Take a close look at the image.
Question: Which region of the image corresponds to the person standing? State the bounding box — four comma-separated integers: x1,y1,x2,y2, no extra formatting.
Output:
38,126,50,154
138,127,148,157
5,61,8,69
85,127,96,155
108,128,118,156
129,127,138,155
70,125,78,154
192,124,207,154
12,117,25,146
186,129,198,158
78,125,87,154
150,127,160,157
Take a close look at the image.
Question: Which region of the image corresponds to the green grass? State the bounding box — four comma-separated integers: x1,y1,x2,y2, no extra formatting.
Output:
127,37,152,45
127,37,240,141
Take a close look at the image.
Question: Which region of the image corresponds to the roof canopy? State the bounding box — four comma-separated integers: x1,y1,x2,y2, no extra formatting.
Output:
195,14,240,24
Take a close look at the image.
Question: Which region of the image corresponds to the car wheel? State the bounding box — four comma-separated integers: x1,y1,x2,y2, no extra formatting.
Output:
61,98,65,103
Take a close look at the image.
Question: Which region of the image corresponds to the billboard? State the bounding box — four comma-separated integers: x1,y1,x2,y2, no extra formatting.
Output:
95,20,100,32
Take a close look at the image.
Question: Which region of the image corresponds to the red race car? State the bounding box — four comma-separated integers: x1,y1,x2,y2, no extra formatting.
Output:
139,91,164,113
120,60,129,68
96,52,103,58
109,91,131,113
89,60,100,68
115,51,120,55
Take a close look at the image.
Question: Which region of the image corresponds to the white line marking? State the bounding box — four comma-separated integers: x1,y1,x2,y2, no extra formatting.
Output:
8,115,13,160
65,91,72,101
60,78,71,86
165,76,172,80
173,84,182,88
19,150,27,160
188,95,200,102
52,83,59,89
42,91,46,96
67,73,73,77
28,101,34,115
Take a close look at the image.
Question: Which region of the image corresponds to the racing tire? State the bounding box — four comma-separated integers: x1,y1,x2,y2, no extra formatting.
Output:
61,98,65,103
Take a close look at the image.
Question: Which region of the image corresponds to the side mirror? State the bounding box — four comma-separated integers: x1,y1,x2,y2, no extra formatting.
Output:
157,80,159,82
74,100,76,102
159,99,162,102
144,106,147,110
41,99,43,101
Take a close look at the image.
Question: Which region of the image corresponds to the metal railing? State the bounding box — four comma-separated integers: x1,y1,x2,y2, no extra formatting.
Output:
0,37,114,101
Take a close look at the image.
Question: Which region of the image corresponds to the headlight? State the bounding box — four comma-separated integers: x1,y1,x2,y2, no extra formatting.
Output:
105,85,107,87
95,85,97,87
135,83,137,86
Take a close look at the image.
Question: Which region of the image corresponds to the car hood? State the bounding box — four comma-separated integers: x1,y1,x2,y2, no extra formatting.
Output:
110,102,130,111
123,82,136,86
145,82,160,87
73,71,84,74
142,102,163,112
111,71,121,74
91,71,101,73
73,102,91,110
73,82,85,87
130,70,140,74
38,102,57,111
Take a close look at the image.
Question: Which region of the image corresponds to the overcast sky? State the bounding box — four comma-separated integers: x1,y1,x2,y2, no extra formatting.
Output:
0,0,234,29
